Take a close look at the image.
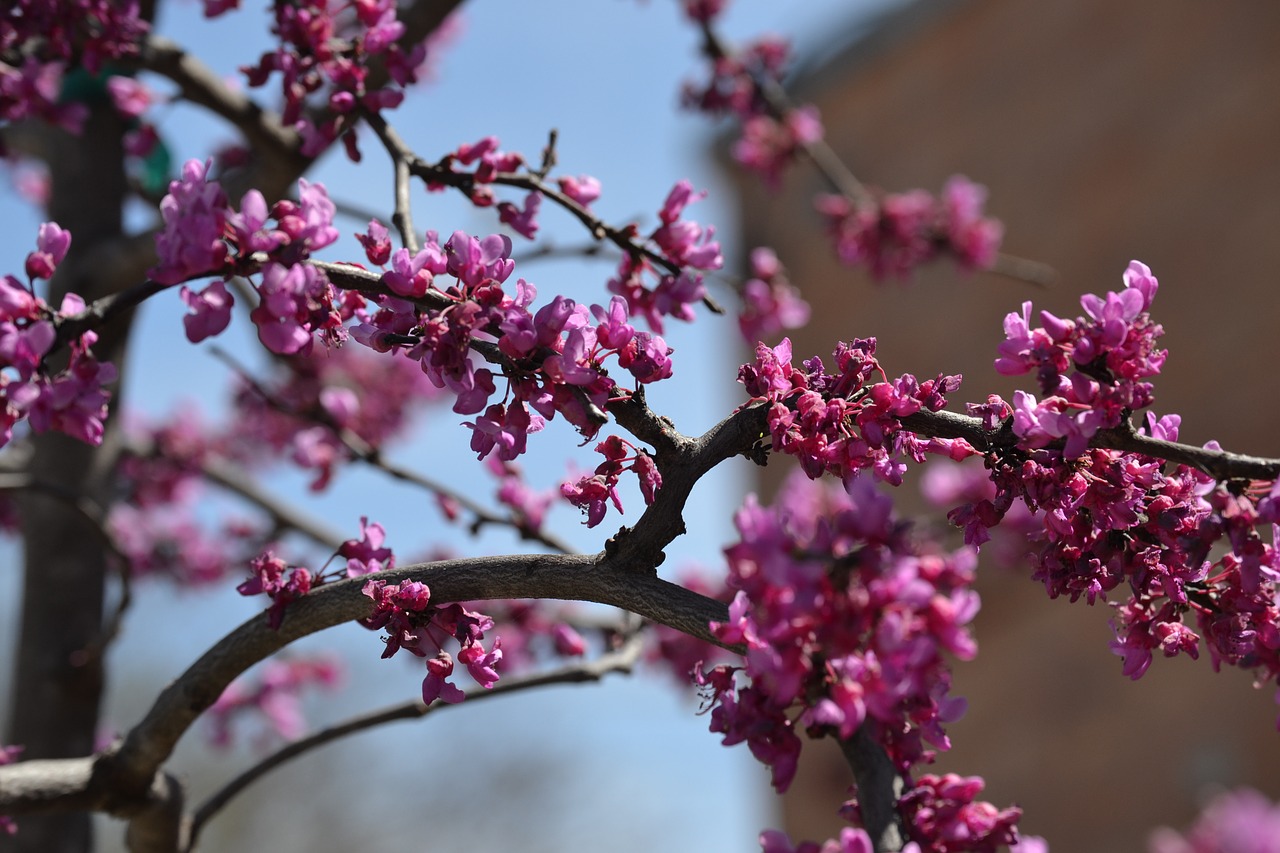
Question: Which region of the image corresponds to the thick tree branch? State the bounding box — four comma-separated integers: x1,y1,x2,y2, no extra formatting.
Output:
138,37,300,163
86,553,731,809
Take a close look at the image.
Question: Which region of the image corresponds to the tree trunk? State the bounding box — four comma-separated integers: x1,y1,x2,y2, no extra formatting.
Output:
3,97,132,853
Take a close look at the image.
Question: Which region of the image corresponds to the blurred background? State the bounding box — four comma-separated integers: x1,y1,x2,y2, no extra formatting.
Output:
737,2,1280,851
3,1,1280,851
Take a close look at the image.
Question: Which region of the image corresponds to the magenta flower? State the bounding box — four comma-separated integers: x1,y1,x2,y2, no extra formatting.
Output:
557,174,602,207
339,516,395,576
422,651,466,704
179,281,234,343
25,222,71,281
497,191,541,239
151,159,231,285
105,75,151,119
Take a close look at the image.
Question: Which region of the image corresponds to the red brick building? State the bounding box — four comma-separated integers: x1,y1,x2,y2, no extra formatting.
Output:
729,1,1280,849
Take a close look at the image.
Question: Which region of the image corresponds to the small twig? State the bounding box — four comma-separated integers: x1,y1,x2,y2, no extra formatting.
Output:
362,109,420,255
987,252,1057,288
187,633,645,846
405,153,726,316
55,278,172,349
534,128,559,180
509,240,610,265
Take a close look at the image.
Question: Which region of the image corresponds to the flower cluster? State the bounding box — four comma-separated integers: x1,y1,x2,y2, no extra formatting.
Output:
237,550,315,630
700,474,1021,849
233,0,427,159
680,25,821,186
1,0,147,130
948,263,1280,722
895,774,1022,853
739,337,974,488
955,405,1280,711
426,135,532,212
704,475,981,784
0,223,117,448
815,176,1003,280
153,159,349,353
560,434,661,527
996,260,1165,457
234,514,504,707
603,180,721,334
422,138,718,335
1148,787,1280,853
353,227,675,465
227,342,442,490
486,455,556,534
206,654,342,748
733,105,824,189
360,577,502,705
736,247,810,345
457,598,590,673
339,516,395,577
110,503,258,586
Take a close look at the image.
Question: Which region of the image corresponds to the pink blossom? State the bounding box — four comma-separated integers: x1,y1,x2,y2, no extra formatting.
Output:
557,174,602,207
25,221,71,280
422,651,466,704
179,281,234,343
1149,787,1280,853
497,191,541,239
339,516,395,576
151,159,231,285
105,75,151,118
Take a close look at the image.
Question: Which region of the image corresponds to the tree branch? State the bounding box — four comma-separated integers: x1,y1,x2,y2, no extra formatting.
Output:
187,633,646,847
362,109,421,255
86,553,731,809
839,727,908,853
697,20,1055,288
899,408,1280,481
209,344,579,555
138,37,301,163
195,455,347,552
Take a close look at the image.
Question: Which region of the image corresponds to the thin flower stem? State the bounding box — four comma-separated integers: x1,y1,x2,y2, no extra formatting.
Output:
403,153,726,316
186,634,645,847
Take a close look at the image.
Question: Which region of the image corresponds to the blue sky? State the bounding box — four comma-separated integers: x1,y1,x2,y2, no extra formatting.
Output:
0,2,904,849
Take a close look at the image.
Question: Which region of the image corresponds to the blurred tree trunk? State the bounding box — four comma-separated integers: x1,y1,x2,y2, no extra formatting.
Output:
3,96,133,853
